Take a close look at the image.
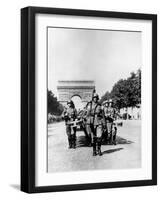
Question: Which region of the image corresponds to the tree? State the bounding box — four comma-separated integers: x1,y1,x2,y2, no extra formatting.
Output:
101,69,141,109
126,69,141,107
110,79,128,109
99,91,111,104
136,68,141,104
48,90,64,115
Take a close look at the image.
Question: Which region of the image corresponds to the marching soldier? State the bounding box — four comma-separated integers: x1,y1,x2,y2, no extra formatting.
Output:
102,100,110,143
85,93,105,156
103,99,117,145
63,100,77,149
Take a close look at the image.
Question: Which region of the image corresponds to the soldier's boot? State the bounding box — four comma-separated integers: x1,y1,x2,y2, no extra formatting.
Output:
96,143,99,155
92,138,97,156
113,128,117,145
73,141,76,149
71,135,74,148
88,134,92,146
105,133,108,144
103,129,108,143
97,147,102,156
93,146,97,156
72,134,76,149
113,136,116,145
68,136,72,149
110,132,113,144
99,146,103,156
97,140,102,156
107,133,110,144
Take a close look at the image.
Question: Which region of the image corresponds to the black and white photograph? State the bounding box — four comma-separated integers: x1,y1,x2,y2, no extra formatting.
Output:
47,27,142,173
20,6,157,193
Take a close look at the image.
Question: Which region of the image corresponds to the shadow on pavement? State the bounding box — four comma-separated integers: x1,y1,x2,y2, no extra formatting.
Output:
102,148,123,155
77,135,133,148
102,136,133,145
116,136,133,144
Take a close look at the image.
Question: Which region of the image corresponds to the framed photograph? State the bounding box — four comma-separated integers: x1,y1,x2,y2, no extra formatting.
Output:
21,6,157,193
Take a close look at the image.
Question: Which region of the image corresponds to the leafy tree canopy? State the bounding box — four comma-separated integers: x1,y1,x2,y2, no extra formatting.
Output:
48,90,64,116
99,91,111,104
100,69,141,109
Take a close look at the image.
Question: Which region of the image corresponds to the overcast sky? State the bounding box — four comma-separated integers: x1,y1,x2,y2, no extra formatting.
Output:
48,27,142,97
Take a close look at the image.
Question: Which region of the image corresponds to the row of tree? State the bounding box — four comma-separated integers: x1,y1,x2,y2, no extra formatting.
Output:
48,90,64,115
100,69,141,109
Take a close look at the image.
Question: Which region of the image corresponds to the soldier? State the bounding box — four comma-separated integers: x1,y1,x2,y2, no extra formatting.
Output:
63,100,77,149
103,99,117,145
85,93,105,156
102,100,110,143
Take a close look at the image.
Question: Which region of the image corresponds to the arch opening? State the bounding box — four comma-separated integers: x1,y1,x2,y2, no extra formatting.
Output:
71,95,84,111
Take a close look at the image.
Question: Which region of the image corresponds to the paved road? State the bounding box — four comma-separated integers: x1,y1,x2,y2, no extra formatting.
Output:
48,120,141,173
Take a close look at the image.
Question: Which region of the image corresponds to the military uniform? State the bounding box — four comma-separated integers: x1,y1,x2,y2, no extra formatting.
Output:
63,101,77,149
103,100,117,145
85,94,105,156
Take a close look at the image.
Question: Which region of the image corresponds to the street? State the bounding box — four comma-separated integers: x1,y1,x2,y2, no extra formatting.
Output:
48,120,141,173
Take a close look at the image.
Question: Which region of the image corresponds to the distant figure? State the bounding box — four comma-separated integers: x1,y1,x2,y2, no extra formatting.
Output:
63,100,77,149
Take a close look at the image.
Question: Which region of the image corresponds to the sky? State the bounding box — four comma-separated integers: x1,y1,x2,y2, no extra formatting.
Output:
48,27,142,98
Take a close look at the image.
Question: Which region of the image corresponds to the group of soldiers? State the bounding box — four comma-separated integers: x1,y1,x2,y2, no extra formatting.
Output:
63,92,119,156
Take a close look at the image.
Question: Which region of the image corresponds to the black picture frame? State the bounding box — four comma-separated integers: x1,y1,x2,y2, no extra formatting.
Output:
21,6,157,193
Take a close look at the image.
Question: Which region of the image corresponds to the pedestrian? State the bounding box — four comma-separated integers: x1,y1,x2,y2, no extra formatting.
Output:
63,100,77,149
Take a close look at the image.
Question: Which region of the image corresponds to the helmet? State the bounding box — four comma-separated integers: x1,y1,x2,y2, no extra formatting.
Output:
102,100,109,105
108,99,113,103
92,93,99,100
67,100,73,105
67,100,75,108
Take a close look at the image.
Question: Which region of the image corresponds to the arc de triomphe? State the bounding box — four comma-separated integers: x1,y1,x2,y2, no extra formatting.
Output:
57,80,95,107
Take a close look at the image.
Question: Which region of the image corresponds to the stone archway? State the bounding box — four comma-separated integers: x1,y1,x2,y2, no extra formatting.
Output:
71,95,83,110
57,80,95,108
